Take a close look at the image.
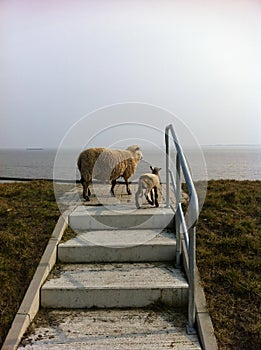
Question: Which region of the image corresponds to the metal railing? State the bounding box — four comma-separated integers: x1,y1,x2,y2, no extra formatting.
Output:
165,124,199,334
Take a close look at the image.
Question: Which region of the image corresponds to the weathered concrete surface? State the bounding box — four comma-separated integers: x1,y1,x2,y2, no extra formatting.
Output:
69,205,174,230
58,229,176,262
41,263,188,309
19,308,202,350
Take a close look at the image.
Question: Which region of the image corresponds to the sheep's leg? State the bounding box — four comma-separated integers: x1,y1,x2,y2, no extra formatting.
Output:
124,176,132,195
154,187,159,207
82,178,91,201
111,179,117,197
81,178,91,196
82,183,90,201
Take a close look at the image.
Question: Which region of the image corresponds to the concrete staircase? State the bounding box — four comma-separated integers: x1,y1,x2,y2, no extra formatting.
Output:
41,205,189,309
35,204,202,349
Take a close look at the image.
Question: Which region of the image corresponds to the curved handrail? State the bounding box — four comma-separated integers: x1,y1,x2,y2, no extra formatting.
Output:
165,124,199,334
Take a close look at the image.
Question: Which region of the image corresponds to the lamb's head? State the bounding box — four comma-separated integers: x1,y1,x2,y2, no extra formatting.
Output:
126,145,143,160
150,166,161,176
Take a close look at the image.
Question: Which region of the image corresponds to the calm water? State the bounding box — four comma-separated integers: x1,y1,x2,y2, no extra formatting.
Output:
0,147,260,182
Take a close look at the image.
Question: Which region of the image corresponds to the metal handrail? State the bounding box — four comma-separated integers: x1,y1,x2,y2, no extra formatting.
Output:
165,124,199,334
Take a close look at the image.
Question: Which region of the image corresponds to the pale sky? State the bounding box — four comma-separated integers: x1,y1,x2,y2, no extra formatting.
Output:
0,0,260,149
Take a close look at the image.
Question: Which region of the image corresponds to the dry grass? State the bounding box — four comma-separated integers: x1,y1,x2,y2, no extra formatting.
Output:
0,181,59,347
196,180,261,350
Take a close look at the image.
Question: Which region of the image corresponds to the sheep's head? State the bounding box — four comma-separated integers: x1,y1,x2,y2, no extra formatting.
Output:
150,166,161,176
126,145,143,160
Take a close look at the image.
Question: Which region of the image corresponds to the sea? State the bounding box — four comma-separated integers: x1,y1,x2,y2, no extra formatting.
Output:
0,146,260,182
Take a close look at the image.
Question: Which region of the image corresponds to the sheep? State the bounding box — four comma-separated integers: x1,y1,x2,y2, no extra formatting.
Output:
135,166,161,209
77,145,143,201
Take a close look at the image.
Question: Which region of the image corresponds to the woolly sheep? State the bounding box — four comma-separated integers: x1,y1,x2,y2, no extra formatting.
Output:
77,145,143,201
135,166,161,209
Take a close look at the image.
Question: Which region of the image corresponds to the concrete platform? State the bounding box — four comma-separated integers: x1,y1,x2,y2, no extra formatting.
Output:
58,229,176,262
69,205,174,231
41,263,188,309
19,308,201,349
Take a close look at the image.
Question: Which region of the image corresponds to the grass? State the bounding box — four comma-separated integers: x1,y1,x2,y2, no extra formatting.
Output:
0,179,260,349
196,180,261,350
0,181,59,347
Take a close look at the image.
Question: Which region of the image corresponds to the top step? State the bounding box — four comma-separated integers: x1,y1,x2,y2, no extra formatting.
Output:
69,205,174,231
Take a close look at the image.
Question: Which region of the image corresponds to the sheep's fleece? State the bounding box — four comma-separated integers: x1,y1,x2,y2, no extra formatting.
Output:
77,145,143,200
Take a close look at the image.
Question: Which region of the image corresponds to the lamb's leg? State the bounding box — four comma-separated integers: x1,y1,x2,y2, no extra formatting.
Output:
135,191,141,209
111,179,117,197
135,182,143,209
154,187,159,207
145,188,154,206
150,189,154,204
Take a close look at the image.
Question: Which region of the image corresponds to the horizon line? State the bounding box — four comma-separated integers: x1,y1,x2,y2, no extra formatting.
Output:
0,143,261,150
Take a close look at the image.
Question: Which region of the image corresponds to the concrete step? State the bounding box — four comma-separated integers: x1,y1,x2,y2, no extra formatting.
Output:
58,229,176,263
69,205,174,231
41,263,188,309
19,308,201,349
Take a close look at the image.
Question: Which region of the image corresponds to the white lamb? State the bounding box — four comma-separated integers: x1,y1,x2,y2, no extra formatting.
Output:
77,145,143,201
135,166,161,209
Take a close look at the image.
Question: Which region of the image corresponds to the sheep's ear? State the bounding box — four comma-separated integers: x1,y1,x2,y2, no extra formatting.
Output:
150,166,154,171
159,168,162,171
127,145,140,151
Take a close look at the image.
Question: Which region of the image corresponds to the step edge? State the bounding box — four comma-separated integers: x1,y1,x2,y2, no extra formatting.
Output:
58,241,177,248
42,284,189,290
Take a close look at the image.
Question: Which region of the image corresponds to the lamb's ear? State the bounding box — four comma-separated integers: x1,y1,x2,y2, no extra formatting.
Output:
150,166,154,171
159,168,162,171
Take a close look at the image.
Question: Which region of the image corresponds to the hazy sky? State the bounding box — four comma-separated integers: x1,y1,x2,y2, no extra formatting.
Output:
0,0,260,149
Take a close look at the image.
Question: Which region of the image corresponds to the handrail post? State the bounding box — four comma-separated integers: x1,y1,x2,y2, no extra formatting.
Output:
187,226,196,334
165,128,170,208
176,154,181,202
175,155,181,268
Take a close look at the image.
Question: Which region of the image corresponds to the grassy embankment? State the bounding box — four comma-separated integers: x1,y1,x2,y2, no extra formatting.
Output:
196,180,260,350
0,180,260,349
0,181,60,347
